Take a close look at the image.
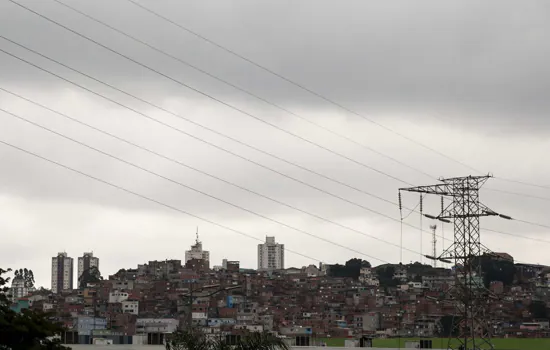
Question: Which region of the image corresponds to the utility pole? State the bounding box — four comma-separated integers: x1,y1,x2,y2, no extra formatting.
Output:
430,225,437,268
399,175,511,350
179,283,242,331
187,282,194,330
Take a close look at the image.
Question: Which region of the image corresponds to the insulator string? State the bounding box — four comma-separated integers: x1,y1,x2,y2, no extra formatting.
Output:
441,196,445,264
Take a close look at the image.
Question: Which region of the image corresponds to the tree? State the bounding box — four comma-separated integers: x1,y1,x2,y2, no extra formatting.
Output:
36,287,52,296
474,254,516,287
375,265,400,288
328,258,371,280
166,330,289,350
233,332,289,350
529,300,548,319
166,330,210,350
0,267,69,350
438,315,460,337
13,268,35,289
78,266,103,289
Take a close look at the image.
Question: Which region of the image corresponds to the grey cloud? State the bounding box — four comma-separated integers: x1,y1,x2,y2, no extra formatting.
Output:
1,0,550,287
0,0,549,132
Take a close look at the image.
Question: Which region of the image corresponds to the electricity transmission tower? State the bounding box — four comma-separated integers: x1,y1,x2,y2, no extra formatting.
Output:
399,175,511,350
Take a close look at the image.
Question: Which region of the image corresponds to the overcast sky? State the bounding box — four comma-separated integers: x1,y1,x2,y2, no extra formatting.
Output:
1,0,549,288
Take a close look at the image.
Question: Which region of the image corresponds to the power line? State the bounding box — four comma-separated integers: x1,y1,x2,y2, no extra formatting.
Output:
10,1,550,245
0,107,391,264
0,87,422,256
123,0,550,205
397,173,550,243
397,176,550,246
402,194,425,220
50,0,435,182
482,186,550,230
4,52,544,253
0,41,439,239
513,219,550,231
126,0,550,199
483,186,550,231
27,0,550,209
2,0,547,268
484,228,550,245
0,38,403,209
4,19,546,249
0,138,322,264
484,187,550,202
493,176,550,191
2,99,545,262
124,0,484,176
6,0,412,186
9,46,546,245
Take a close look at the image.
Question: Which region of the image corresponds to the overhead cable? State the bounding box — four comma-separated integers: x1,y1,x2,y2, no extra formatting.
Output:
0,108,392,263
6,0,413,186
51,0,435,181
0,139,323,264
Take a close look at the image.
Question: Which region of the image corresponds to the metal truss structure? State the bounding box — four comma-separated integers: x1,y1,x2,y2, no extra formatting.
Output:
400,175,511,350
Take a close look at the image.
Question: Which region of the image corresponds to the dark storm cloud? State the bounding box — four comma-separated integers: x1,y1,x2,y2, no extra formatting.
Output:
1,0,549,131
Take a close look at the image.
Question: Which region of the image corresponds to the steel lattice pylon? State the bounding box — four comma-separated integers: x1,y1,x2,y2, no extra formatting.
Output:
400,175,510,350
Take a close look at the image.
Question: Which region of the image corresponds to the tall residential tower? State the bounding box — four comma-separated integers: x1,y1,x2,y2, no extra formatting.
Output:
258,236,284,271
78,252,99,281
185,228,210,265
51,252,74,293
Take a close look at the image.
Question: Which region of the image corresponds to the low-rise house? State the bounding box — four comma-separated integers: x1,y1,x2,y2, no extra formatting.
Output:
122,300,139,315
136,318,179,334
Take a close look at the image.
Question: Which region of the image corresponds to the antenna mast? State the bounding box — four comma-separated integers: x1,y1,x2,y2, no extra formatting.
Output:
430,224,437,268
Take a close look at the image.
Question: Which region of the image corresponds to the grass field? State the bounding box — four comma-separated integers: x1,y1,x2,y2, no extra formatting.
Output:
318,337,550,350
318,338,346,347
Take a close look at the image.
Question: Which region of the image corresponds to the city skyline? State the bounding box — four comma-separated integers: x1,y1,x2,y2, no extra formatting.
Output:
26,233,518,291
3,221,533,290
39,233,290,290
7,234,544,347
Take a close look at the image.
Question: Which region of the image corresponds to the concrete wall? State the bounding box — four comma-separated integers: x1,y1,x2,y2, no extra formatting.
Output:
67,346,445,350
68,347,163,350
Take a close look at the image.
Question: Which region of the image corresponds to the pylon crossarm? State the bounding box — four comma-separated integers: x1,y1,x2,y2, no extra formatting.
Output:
427,242,455,262
439,174,492,183
400,183,454,196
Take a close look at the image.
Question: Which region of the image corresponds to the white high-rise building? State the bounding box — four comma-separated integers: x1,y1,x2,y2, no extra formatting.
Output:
51,252,74,294
185,228,210,264
9,274,35,302
78,252,100,281
258,236,284,271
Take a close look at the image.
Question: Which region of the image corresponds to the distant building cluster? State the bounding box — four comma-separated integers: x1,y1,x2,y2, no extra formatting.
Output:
51,252,100,294
46,233,285,294
7,231,550,346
